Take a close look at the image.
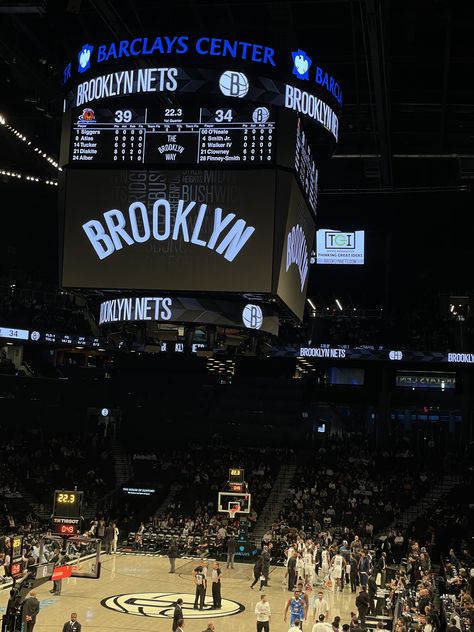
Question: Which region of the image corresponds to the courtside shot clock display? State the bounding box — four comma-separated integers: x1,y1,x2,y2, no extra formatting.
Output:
52,490,84,536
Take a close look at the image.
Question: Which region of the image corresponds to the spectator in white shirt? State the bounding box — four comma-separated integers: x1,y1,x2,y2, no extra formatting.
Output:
313,614,332,632
255,594,271,632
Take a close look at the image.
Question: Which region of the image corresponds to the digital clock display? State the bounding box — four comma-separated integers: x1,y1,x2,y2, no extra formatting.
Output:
53,490,83,520
54,523,79,535
56,493,76,504
229,468,245,483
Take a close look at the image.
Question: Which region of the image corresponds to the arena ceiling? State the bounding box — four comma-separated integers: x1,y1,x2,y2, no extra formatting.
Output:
0,0,473,192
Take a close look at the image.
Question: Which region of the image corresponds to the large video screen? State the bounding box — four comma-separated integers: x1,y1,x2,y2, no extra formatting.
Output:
61,169,276,293
274,173,316,320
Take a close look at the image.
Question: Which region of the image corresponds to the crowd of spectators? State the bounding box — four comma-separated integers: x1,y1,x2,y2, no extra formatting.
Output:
0,428,115,527
276,435,436,538
0,282,93,335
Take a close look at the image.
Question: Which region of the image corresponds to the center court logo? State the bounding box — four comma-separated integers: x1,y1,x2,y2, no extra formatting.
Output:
292,49,312,80
101,592,245,619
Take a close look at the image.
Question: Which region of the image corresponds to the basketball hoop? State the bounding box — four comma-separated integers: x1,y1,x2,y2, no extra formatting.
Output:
228,504,240,519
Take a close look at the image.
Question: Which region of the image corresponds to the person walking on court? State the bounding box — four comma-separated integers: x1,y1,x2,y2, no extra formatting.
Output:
201,623,215,632
261,544,272,587
250,555,265,590
168,538,179,573
22,591,40,632
61,612,81,632
226,535,236,569
172,598,183,632
255,593,271,632
175,619,185,632
193,565,207,610
211,562,222,609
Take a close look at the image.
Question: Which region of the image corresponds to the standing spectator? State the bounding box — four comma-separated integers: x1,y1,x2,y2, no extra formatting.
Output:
358,551,370,587
255,594,271,632
349,554,358,593
168,538,179,574
97,518,106,540
104,522,115,554
112,522,119,554
61,612,81,632
226,536,236,569
356,586,370,627
286,551,298,592
172,599,183,632
312,614,330,632
211,562,222,609
22,591,40,632
368,574,377,613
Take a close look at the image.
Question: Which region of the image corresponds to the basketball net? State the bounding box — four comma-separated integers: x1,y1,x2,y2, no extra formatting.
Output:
229,505,240,520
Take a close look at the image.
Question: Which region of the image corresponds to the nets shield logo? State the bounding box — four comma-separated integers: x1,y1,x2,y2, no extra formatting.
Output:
78,44,94,73
242,304,263,330
292,49,312,80
219,71,249,97
101,592,245,619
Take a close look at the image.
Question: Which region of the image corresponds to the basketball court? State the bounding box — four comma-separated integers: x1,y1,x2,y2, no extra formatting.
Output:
0,553,358,632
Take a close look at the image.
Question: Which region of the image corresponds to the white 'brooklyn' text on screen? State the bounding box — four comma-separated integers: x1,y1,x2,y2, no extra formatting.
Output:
82,199,255,262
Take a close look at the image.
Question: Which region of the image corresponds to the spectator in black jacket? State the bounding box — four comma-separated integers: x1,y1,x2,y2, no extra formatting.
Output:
168,538,179,574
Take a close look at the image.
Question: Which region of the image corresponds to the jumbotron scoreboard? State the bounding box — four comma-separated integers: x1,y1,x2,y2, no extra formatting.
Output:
59,34,341,322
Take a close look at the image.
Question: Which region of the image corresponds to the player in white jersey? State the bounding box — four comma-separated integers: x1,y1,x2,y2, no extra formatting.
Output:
303,549,314,585
321,548,330,581
331,552,345,592
296,553,305,584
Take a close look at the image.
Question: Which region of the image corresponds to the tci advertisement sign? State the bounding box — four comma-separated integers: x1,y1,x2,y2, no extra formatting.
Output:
98,296,279,335
61,169,314,320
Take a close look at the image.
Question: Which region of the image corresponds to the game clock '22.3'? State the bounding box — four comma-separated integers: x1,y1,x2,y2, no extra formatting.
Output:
70,104,275,166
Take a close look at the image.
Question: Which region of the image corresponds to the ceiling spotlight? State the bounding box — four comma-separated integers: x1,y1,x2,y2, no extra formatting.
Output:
307,298,316,311
335,299,343,311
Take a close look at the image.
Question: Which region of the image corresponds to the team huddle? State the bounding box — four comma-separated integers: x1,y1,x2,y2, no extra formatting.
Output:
251,533,384,631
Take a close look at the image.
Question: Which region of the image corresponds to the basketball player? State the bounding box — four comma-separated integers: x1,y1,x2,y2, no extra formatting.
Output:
304,547,315,585
284,590,307,630
331,550,346,592
321,547,330,582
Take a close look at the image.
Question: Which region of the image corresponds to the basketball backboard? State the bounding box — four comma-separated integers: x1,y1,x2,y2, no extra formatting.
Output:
217,491,251,517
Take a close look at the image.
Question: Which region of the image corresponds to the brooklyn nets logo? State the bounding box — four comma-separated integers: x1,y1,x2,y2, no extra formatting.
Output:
101,592,245,619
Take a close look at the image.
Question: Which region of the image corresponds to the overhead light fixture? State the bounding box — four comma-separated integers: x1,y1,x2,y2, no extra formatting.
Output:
307,298,316,311
335,299,343,311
